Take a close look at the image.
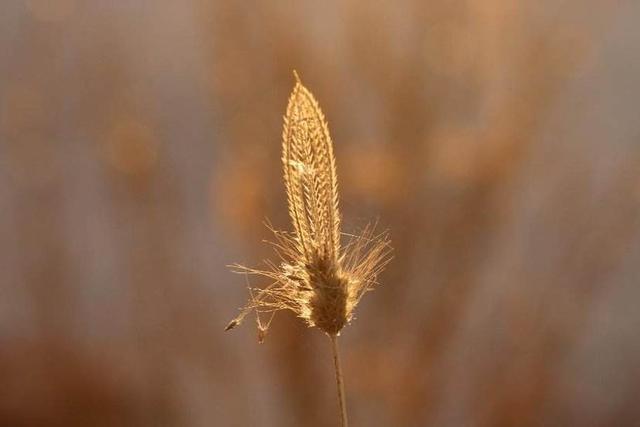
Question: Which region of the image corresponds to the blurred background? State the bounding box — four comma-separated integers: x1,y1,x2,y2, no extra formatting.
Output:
1,1,639,426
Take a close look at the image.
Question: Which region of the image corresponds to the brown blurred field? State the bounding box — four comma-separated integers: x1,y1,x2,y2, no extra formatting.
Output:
1,1,639,426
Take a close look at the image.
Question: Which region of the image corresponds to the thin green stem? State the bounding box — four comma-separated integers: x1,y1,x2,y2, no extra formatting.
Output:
330,334,349,427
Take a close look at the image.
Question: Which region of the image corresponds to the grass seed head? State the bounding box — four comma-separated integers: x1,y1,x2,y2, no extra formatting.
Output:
227,72,391,339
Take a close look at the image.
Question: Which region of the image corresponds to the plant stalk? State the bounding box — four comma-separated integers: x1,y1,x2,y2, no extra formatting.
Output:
330,334,349,427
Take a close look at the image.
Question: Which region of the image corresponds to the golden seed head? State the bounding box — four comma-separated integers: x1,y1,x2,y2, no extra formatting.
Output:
227,72,392,340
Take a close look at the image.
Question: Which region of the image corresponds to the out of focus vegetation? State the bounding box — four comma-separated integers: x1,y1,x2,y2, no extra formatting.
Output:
1,1,639,426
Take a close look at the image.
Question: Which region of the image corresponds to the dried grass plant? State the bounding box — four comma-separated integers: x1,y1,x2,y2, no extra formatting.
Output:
226,72,391,426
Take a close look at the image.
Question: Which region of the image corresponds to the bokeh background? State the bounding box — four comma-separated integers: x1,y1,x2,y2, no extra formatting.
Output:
1,1,639,426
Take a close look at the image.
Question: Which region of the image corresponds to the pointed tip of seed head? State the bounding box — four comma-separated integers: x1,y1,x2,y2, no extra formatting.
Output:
225,319,239,331
292,69,301,84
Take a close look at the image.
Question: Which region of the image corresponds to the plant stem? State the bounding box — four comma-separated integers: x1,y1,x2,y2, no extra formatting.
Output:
330,334,349,427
